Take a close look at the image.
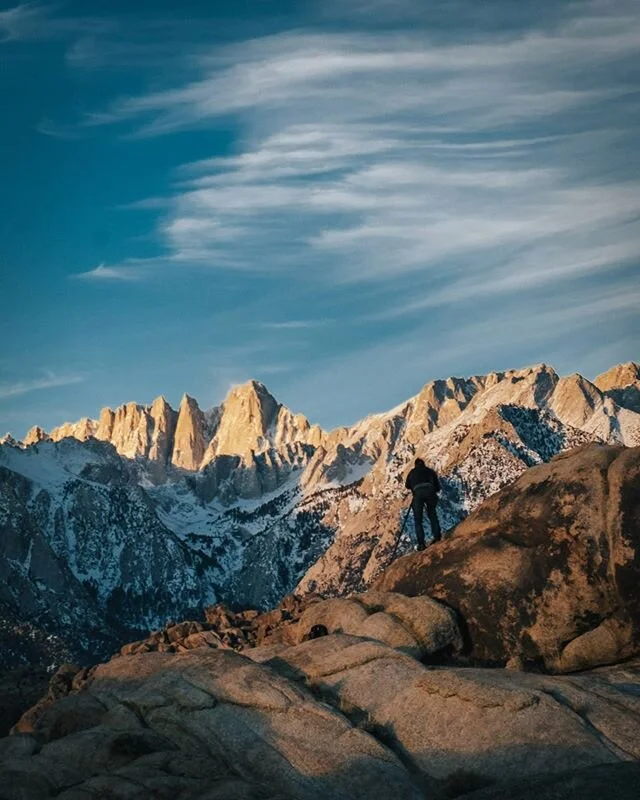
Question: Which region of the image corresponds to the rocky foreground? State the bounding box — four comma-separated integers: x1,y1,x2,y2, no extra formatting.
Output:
1,443,639,798
2,616,640,799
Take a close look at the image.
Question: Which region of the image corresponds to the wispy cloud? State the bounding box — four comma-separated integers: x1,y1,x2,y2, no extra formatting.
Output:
0,2,51,41
366,238,640,321
0,3,113,43
71,262,142,281
71,0,639,314
0,372,84,400
281,279,640,427
65,35,178,70
36,117,82,140
257,319,331,330
98,13,640,134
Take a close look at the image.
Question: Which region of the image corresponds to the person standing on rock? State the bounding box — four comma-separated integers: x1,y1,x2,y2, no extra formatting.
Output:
405,458,442,550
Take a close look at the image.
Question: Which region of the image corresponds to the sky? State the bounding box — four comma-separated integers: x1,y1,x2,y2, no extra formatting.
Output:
1,0,639,438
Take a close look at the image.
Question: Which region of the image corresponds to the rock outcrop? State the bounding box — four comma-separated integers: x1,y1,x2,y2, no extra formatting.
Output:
106,403,151,460
376,443,640,672
23,426,49,446
171,394,208,471
4,647,425,800
288,591,463,659
206,380,280,459
594,360,640,394
50,417,96,443
594,361,640,416
115,608,261,657
148,396,178,467
549,373,607,428
250,638,640,791
3,632,640,799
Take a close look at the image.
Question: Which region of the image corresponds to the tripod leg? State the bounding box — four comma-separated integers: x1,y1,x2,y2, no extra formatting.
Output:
390,502,413,561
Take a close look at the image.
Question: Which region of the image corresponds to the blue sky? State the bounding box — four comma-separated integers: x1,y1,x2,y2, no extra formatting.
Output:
1,0,639,437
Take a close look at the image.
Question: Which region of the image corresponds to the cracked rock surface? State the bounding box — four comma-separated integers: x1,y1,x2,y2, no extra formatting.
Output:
251,635,640,791
2,647,423,800
3,631,640,799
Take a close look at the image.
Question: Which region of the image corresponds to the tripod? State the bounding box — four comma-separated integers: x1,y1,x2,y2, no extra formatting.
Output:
389,500,412,562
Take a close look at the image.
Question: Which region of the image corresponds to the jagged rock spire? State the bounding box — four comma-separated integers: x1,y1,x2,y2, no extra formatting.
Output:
171,394,207,471
23,426,49,446
594,361,640,392
209,380,280,459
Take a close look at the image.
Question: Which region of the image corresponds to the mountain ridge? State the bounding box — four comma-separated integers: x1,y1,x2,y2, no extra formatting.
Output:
17,378,326,480
12,360,640,466
1,360,639,667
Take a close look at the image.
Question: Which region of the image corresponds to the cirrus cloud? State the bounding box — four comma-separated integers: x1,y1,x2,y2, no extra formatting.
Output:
77,0,640,313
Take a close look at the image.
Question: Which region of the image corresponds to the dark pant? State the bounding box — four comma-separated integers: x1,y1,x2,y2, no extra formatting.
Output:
412,486,441,546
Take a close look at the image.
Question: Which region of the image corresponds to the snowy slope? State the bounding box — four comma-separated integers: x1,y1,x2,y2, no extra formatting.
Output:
0,439,219,666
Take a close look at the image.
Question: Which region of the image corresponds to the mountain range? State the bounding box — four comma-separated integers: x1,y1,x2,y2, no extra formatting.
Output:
1,360,639,667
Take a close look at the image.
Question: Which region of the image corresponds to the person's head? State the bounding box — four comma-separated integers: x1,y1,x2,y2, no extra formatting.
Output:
415,458,426,468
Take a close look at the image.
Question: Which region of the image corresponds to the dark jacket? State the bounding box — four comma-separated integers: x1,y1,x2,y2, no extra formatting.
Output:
405,465,440,493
